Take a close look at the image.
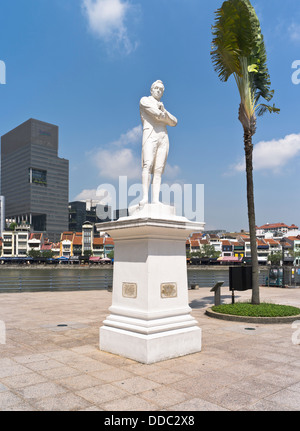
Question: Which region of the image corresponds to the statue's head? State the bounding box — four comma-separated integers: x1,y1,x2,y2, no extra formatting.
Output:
150,80,164,100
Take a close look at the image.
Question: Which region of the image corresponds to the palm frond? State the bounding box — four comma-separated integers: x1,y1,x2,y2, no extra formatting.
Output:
211,0,279,121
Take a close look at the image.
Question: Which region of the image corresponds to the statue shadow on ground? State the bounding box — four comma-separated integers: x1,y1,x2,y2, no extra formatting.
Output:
189,295,241,309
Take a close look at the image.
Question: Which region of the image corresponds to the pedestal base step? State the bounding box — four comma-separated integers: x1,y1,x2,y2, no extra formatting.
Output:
100,325,202,364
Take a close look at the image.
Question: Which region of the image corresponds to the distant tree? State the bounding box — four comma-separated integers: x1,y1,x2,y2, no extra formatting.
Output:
27,249,42,258
8,222,17,231
107,251,114,259
268,252,282,266
201,244,221,259
41,250,54,259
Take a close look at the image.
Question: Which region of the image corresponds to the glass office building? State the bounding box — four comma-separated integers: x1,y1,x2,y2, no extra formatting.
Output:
0,196,4,237
1,119,69,242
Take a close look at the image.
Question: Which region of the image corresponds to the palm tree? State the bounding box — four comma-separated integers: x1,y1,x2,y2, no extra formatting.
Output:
211,0,279,304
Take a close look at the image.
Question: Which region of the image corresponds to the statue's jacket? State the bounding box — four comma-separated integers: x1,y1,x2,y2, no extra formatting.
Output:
139,95,177,172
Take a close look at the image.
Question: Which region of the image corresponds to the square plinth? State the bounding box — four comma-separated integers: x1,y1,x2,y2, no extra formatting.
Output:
100,325,202,364
97,206,204,363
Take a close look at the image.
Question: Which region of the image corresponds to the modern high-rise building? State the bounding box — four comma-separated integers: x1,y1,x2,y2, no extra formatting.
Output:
1,119,69,242
0,196,4,237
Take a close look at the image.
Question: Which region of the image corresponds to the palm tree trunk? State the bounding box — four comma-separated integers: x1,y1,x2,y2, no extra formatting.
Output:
244,128,260,305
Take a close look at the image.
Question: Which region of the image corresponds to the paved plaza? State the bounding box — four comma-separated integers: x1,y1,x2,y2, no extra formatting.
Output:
0,286,300,411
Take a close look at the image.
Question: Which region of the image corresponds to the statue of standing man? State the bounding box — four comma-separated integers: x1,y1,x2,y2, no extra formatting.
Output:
139,80,178,206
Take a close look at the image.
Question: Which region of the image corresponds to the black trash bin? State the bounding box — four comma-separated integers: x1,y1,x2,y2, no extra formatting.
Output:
229,266,252,291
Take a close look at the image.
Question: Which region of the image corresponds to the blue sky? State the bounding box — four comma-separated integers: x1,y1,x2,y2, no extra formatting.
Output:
1,0,300,231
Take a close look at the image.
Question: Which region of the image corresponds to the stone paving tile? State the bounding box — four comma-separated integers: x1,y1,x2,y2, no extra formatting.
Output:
253,369,300,388
91,367,136,383
124,363,165,376
31,392,93,411
12,353,49,364
265,388,300,410
288,382,300,393
113,376,161,395
15,382,67,401
0,383,8,392
242,399,295,411
0,364,33,379
145,370,187,385
167,397,229,411
58,374,103,391
22,358,64,372
140,385,188,408
76,383,129,405
0,391,26,409
1,372,48,389
3,402,38,411
226,376,282,398
102,395,158,411
203,386,259,411
37,365,83,380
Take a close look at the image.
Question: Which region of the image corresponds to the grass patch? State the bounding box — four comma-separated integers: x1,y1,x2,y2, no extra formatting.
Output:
211,302,300,318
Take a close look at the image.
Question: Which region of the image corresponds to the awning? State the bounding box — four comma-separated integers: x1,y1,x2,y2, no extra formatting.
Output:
100,257,111,262
89,256,101,262
217,256,242,262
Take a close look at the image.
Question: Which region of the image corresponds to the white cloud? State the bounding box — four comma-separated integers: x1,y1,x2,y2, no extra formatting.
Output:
80,125,181,186
88,125,142,180
94,147,141,180
82,0,138,54
73,187,114,205
111,125,142,147
73,188,100,201
164,163,181,179
233,133,300,173
288,23,300,42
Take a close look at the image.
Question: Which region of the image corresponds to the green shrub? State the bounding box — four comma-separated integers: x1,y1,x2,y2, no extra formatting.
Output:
212,302,300,317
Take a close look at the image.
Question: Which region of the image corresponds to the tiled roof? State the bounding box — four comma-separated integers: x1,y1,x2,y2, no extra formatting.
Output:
105,238,114,245
190,233,203,239
221,240,231,246
258,223,298,230
29,233,42,240
61,232,74,241
93,238,105,245
73,236,82,245
264,239,280,245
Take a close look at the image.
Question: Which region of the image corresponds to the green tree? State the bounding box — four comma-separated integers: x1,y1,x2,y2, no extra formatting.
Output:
268,252,282,266
211,0,279,304
201,244,221,259
8,222,17,231
27,249,42,258
41,250,54,259
107,251,114,259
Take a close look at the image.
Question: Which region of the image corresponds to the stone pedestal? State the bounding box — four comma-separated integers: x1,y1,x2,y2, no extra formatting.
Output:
97,203,204,364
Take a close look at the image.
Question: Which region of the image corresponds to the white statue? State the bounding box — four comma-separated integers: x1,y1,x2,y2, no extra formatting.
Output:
139,80,178,206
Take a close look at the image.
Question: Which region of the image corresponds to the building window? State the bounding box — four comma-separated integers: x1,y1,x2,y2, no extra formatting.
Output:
29,168,47,186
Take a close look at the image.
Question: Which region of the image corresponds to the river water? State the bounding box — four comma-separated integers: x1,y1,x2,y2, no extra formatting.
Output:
0,265,269,292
